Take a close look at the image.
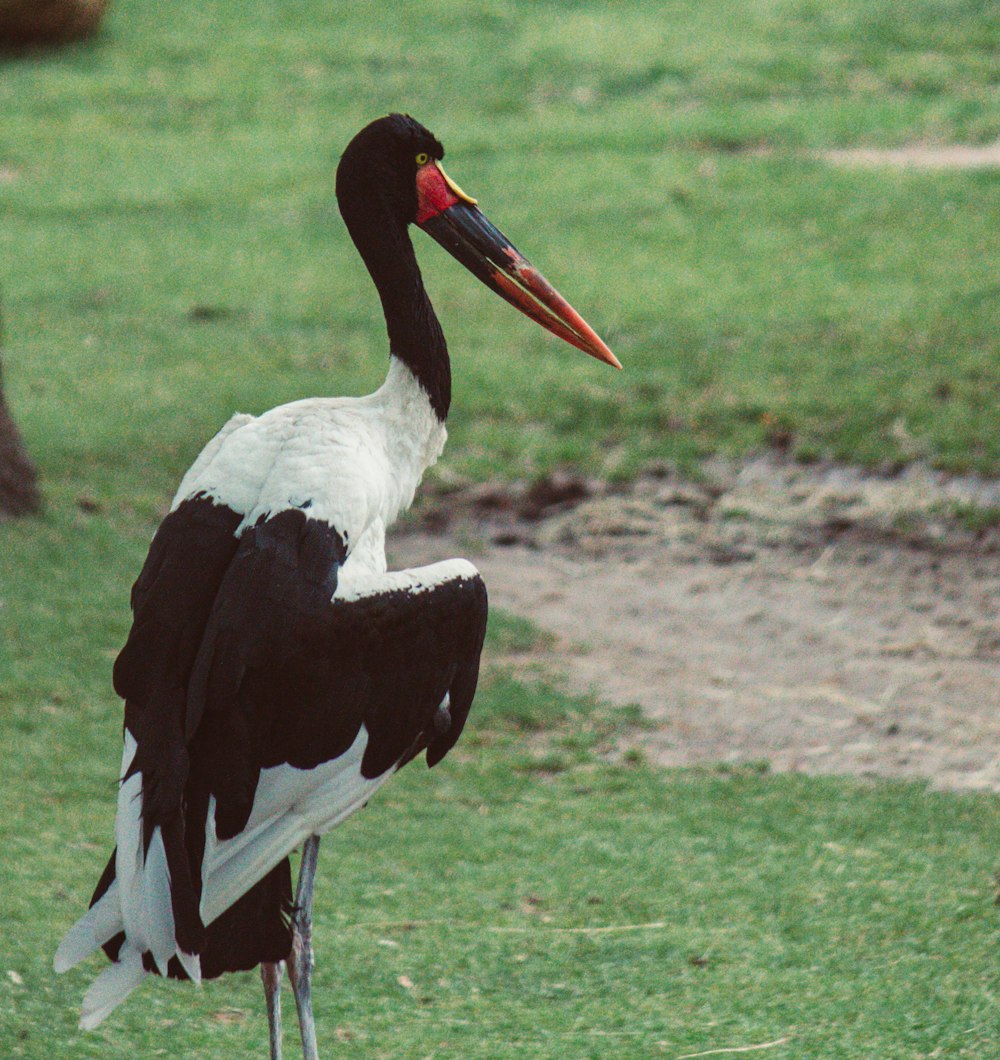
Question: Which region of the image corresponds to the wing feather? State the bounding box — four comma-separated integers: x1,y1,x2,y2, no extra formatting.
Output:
58,489,487,1026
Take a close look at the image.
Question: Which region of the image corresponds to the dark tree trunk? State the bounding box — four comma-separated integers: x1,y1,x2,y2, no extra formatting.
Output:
0,311,41,518
0,0,110,49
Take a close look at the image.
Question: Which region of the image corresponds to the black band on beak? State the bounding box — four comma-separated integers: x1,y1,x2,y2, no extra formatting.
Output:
419,202,620,368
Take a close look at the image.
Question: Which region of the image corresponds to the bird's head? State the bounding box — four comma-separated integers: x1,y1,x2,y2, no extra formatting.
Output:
336,114,620,369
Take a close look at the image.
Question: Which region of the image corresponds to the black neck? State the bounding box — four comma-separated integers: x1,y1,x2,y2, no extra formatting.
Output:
340,199,451,421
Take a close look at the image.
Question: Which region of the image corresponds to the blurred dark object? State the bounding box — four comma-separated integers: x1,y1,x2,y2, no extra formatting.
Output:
0,307,41,519
0,389,40,517
0,0,109,48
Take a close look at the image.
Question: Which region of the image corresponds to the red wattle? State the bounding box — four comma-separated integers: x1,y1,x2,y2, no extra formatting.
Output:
415,163,460,224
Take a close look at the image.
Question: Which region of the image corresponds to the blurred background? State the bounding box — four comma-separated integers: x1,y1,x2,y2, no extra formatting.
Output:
1,2,997,1056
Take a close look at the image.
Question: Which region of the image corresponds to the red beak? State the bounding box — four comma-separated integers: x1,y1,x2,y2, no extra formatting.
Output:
415,162,621,369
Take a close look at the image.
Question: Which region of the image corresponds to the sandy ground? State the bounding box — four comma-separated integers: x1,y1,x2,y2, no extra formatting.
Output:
822,141,1000,169
392,457,1000,792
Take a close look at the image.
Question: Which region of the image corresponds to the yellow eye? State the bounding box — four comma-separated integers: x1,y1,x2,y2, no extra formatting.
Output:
415,152,430,166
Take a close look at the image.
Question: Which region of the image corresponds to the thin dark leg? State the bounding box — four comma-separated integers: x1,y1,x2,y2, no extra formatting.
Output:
261,960,284,1060
288,834,321,1060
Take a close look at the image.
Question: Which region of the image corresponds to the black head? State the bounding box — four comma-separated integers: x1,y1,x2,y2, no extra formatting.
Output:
335,114,620,377
336,113,444,229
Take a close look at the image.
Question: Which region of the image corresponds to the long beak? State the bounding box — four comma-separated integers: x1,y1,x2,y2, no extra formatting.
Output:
416,172,620,369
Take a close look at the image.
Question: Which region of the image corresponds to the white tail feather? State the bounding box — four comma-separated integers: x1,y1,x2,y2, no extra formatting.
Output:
63,723,398,1028
59,728,189,1027
200,726,388,925
53,882,123,973
142,828,175,977
79,946,147,1031
115,770,147,949
176,948,202,984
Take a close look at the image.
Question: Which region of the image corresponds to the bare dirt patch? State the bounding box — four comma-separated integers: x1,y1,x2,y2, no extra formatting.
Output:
822,142,1000,170
392,457,1000,791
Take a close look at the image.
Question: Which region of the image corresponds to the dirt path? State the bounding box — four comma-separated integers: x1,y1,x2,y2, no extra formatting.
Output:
822,141,1000,169
392,457,1000,792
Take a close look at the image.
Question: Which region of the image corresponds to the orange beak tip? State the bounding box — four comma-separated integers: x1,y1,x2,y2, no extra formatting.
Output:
585,335,621,370
418,197,622,372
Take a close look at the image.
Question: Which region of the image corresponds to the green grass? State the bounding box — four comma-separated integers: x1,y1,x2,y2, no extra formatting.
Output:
2,496,999,1057
4,647,1000,1056
1,0,998,483
946,501,1000,534
2,1,999,1056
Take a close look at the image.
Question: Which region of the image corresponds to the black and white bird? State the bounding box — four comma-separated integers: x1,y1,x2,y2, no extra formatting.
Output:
54,114,619,1057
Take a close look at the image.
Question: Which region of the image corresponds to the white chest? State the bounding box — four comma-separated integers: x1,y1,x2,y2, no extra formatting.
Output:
175,358,447,554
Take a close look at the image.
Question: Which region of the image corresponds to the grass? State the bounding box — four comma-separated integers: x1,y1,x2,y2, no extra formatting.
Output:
0,0,998,483
3,506,999,1056
1,0,999,1055
3,640,1000,1056
946,501,1000,534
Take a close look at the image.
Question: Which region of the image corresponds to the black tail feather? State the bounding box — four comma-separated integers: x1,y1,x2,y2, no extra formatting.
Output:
88,848,293,980
200,857,293,979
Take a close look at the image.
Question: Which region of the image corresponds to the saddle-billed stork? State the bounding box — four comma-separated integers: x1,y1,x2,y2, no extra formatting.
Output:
54,114,619,1058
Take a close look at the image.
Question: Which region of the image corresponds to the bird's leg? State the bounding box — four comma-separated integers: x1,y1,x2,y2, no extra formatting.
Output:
288,834,321,1060
261,960,284,1060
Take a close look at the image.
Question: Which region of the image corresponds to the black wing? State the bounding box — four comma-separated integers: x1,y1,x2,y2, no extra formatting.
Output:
106,492,243,958
192,554,489,843
249,565,488,773
185,538,487,981
183,507,348,838
112,492,243,844
104,499,348,962
99,498,486,979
